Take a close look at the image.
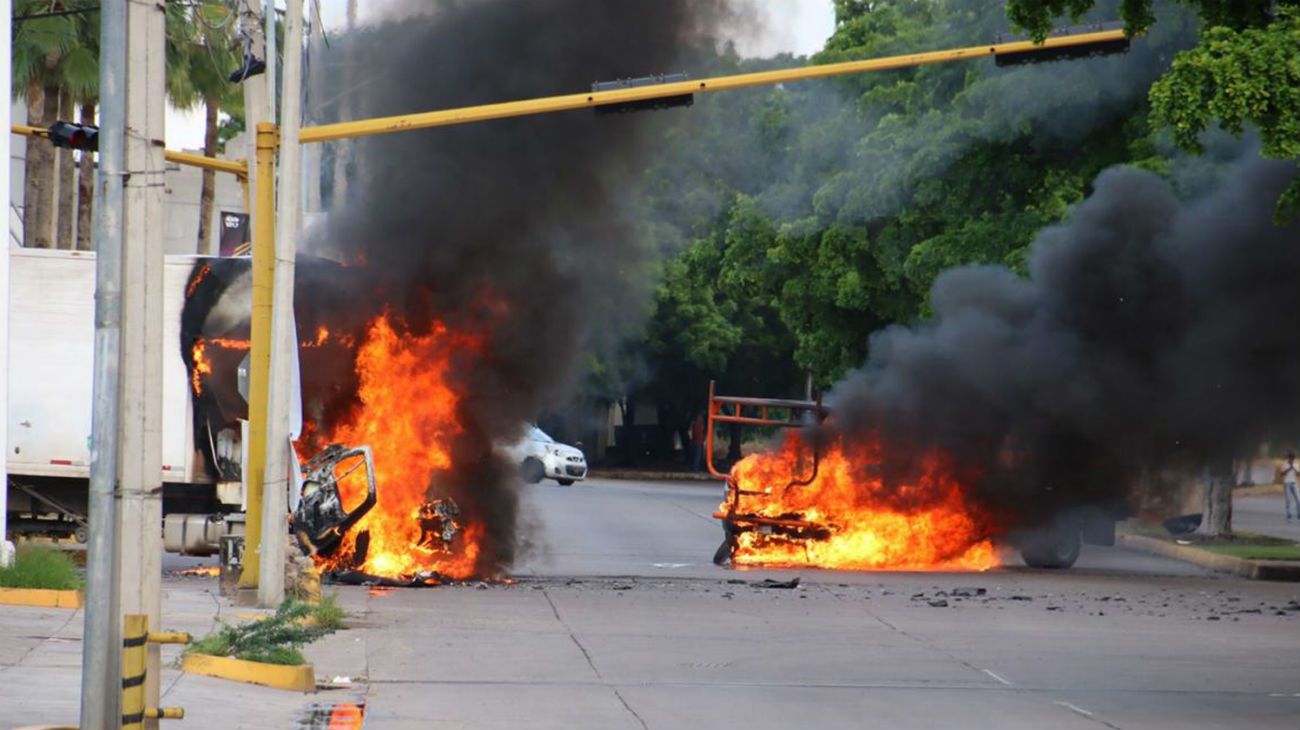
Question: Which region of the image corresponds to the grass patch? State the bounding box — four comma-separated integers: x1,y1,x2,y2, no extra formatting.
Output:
188,599,338,666
0,546,83,590
1202,543,1300,561
311,593,347,631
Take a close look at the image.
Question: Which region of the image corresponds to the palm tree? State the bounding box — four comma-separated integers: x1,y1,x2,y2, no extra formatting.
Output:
167,0,241,254
12,0,98,249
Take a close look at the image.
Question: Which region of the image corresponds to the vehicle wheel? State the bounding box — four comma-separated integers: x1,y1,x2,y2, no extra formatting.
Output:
1020,528,1082,569
712,523,736,566
521,458,545,484
556,479,574,486
74,525,89,544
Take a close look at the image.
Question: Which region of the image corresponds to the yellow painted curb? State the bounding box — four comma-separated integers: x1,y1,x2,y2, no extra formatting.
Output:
181,653,316,692
0,586,84,609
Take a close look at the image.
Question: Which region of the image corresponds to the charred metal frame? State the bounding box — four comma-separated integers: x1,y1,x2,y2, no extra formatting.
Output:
706,380,830,542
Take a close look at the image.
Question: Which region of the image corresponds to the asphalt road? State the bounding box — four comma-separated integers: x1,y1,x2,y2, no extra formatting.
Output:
515,477,1211,579
341,477,1300,730
7,478,1298,729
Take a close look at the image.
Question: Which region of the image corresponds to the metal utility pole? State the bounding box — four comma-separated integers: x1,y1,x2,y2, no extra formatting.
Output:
80,0,126,725
259,0,305,607
116,0,168,724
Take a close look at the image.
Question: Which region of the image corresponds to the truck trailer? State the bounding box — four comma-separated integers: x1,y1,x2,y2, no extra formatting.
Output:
5,248,245,554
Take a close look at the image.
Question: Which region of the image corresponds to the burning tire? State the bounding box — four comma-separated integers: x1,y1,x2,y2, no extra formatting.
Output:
1019,528,1082,569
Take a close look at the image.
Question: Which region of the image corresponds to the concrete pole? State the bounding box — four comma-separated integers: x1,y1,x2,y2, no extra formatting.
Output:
80,0,126,725
116,0,168,725
265,0,278,124
241,0,268,243
259,0,304,607
0,0,12,568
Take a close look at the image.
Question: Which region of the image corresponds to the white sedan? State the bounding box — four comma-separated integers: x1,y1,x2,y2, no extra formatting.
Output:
502,425,588,486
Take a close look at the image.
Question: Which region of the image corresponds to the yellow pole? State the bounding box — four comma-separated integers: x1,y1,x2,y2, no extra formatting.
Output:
240,122,279,590
122,614,148,730
122,614,189,727
297,28,1128,144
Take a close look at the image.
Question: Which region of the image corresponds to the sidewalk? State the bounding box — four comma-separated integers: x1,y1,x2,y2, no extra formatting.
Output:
1,574,369,729
1115,491,1300,582
1232,491,1300,542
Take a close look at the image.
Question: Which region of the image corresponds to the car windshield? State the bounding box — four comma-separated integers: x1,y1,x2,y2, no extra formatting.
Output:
529,426,554,444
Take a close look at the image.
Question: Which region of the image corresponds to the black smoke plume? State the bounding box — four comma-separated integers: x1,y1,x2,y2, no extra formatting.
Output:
822,155,1300,531
304,1,738,573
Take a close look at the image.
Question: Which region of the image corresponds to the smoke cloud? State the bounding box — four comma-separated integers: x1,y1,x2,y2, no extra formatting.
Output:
306,0,741,573
823,154,1300,530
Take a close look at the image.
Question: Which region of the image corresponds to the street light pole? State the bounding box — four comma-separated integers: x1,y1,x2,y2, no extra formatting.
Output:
80,0,126,725
116,0,169,724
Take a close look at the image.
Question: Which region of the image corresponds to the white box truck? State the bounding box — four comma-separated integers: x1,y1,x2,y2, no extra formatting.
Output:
5,248,244,553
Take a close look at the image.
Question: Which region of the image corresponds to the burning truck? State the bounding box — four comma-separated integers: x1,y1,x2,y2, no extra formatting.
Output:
706,382,1126,571
184,256,498,583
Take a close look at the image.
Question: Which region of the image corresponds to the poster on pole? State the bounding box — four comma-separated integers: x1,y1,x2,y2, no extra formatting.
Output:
218,211,251,257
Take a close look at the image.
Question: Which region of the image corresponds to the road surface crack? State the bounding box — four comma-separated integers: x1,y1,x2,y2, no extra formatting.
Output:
542,587,650,729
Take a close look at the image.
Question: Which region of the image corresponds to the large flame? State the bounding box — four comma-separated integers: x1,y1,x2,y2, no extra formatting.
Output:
726,433,999,571
306,313,487,581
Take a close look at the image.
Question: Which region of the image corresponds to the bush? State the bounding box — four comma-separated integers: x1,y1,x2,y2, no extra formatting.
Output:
188,599,337,666
0,546,83,590
311,593,348,631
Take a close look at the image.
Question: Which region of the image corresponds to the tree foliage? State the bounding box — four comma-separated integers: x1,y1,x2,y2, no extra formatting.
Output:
625,0,1199,413
1007,0,1300,217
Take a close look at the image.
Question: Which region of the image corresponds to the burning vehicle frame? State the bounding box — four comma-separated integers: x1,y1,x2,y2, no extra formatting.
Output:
706,380,1124,571
290,443,466,586
707,380,833,566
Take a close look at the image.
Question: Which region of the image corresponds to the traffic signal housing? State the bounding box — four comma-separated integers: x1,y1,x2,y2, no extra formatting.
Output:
593,73,694,115
47,121,99,152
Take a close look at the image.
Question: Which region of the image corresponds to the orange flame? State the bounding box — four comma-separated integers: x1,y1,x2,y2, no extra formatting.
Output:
725,433,999,571
306,313,487,581
186,262,211,299
189,337,250,396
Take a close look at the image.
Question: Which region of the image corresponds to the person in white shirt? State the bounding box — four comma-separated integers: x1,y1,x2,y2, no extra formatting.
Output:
1283,452,1299,523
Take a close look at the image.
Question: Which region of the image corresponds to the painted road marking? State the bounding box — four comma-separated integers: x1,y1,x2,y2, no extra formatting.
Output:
982,669,1012,686
1054,701,1094,717
652,563,692,568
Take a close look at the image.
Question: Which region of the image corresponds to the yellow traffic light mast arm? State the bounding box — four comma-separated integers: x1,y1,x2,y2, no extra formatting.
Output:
298,27,1127,144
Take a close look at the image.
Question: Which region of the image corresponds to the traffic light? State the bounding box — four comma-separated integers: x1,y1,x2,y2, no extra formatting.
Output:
593,73,694,115
47,121,99,152
994,21,1130,67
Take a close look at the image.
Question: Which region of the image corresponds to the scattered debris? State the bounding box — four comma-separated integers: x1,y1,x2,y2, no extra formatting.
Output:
754,577,801,590
951,587,987,597
928,599,949,608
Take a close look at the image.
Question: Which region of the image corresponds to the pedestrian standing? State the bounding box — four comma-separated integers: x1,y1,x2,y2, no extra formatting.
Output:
691,412,707,472
1283,452,1300,522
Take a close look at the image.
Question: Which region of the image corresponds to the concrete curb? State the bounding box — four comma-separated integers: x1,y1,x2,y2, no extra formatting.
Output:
0,587,84,609
1235,483,1285,497
588,469,717,482
1117,533,1300,582
181,653,317,692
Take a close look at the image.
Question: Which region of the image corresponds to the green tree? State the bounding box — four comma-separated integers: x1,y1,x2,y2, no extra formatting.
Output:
12,0,99,249
1006,0,1300,220
166,0,241,254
